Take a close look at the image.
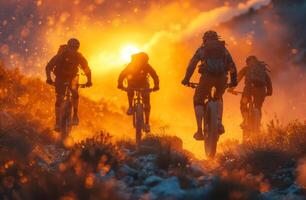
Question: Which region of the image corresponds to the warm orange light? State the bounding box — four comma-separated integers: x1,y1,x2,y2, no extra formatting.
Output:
120,44,140,63
88,44,141,73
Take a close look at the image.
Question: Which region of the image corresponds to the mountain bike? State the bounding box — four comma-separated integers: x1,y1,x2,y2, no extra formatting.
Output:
51,82,87,139
188,83,222,159
229,90,261,142
123,87,154,146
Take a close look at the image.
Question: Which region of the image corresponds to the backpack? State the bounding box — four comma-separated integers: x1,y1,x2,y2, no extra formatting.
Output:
201,40,226,75
54,45,79,77
245,62,269,86
57,44,68,55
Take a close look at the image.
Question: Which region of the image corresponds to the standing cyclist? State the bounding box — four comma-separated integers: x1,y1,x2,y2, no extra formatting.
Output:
45,38,92,131
118,52,159,133
181,30,237,140
230,56,272,129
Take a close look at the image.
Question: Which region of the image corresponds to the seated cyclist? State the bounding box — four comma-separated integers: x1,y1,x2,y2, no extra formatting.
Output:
117,52,159,133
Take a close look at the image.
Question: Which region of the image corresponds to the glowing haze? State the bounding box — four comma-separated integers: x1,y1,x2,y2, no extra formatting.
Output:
1,0,305,158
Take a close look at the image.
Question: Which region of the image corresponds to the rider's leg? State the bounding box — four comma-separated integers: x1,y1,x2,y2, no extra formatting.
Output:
71,76,80,125
215,98,224,134
143,92,151,133
127,90,134,115
193,76,210,140
215,77,227,134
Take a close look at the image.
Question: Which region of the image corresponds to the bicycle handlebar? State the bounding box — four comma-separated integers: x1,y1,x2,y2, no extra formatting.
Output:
186,82,234,89
47,81,89,88
122,87,155,93
187,82,199,89
228,90,243,95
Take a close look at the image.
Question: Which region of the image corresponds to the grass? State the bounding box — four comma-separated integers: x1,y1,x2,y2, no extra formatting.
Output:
218,120,306,190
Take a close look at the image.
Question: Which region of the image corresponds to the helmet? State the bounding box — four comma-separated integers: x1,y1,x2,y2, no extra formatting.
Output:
202,30,219,41
137,52,149,63
67,38,80,49
246,56,258,65
131,52,149,63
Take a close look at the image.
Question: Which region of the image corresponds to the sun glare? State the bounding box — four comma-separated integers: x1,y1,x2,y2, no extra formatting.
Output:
120,44,140,63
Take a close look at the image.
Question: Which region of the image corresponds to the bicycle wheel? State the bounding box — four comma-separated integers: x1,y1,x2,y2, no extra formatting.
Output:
243,110,252,143
250,107,260,134
134,103,144,146
61,101,72,138
248,105,260,137
204,101,219,159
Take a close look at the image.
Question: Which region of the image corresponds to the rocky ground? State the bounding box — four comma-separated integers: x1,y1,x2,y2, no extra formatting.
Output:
1,112,306,200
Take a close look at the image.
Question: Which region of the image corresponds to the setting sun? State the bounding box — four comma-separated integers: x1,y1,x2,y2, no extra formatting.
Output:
120,44,140,63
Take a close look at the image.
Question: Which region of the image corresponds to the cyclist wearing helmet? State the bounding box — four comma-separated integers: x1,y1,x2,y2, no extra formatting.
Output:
230,56,272,129
182,30,237,140
46,38,92,131
118,52,159,133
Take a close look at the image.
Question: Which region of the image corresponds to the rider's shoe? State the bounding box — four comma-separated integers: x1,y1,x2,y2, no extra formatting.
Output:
72,114,79,125
144,124,151,133
193,131,205,141
218,124,225,135
54,123,60,132
126,107,134,116
240,120,247,130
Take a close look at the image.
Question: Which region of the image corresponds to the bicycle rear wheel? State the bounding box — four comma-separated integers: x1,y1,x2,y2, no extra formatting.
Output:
252,108,261,133
204,102,219,159
248,106,260,136
135,103,144,146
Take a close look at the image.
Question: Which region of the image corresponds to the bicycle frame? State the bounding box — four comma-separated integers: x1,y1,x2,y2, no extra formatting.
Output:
132,90,143,127
52,82,87,138
229,89,261,142
124,88,153,146
188,82,222,158
60,83,73,138
245,96,261,136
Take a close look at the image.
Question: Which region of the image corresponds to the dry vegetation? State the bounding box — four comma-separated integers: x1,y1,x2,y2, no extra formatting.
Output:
1,63,306,199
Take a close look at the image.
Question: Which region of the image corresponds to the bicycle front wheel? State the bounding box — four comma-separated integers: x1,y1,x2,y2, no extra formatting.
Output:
61,101,72,138
134,103,144,146
204,101,219,159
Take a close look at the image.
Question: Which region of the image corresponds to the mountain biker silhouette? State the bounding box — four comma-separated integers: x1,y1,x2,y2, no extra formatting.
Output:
181,30,237,140
45,38,92,131
118,52,159,133
229,56,272,129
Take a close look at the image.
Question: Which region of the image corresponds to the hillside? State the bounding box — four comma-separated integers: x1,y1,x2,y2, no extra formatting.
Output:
1,57,306,200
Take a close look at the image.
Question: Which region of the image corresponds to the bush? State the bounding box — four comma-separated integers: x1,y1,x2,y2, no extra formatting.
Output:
140,135,190,170
218,120,306,189
0,131,127,200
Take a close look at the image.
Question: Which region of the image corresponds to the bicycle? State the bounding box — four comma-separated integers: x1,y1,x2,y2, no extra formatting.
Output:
188,82,223,159
51,81,87,139
123,87,154,146
228,90,261,142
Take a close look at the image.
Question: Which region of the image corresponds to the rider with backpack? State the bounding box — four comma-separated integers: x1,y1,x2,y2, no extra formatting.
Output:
117,52,159,133
181,30,237,140
45,38,92,131
231,56,272,129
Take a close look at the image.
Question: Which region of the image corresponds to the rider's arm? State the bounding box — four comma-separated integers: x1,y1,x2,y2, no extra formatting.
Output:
225,49,238,87
45,55,58,80
237,67,247,85
79,54,92,83
147,64,159,88
118,66,128,88
265,73,273,96
182,48,202,82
